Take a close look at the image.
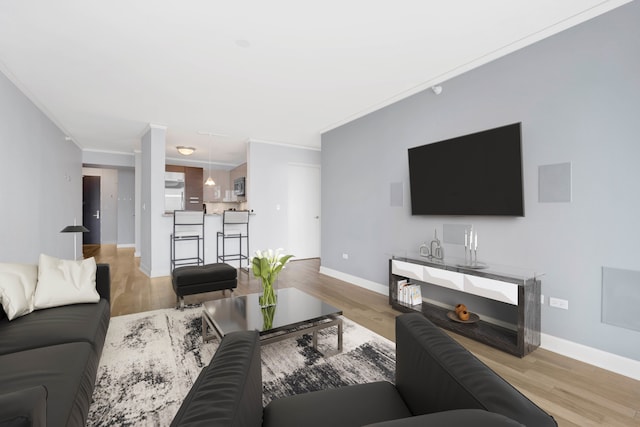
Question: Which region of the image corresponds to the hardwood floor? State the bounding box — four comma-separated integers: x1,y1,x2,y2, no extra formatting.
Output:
86,244,640,426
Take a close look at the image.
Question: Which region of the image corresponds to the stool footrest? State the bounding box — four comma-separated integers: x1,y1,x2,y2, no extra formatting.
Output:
171,263,238,308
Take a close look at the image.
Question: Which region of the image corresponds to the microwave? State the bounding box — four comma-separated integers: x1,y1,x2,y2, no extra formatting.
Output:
234,177,245,196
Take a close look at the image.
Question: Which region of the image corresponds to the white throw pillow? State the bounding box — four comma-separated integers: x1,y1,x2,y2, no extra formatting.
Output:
0,263,38,320
34,254,99,310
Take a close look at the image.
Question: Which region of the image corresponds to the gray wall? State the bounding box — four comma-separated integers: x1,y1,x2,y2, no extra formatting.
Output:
82,167,118,244
83,150,135,168
85,150,141,254
0,71,82,262
247,141,321,254
82,166,135,246
117,168,135,246
321,2,640,361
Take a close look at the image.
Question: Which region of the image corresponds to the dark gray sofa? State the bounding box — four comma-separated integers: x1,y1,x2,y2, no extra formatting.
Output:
0,264,111,427
172,312,557,427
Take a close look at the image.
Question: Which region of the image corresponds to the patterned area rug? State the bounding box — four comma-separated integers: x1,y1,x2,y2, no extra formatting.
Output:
88,305,396,426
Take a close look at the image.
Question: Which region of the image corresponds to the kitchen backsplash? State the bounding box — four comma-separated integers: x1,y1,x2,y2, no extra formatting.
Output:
204,201,248,214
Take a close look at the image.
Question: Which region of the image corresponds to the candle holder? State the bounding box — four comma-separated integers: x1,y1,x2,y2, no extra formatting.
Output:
462,243,486,269
463,227,484,267
464,246,477,265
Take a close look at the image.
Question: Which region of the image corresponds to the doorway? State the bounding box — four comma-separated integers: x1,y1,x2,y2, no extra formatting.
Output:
287,164,321,259
83,175,101,244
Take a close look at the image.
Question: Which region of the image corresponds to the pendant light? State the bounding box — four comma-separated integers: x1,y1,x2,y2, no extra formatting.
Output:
205,137,215,186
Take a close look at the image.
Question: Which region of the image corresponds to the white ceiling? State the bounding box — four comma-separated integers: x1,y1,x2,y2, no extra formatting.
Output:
0,0,630,167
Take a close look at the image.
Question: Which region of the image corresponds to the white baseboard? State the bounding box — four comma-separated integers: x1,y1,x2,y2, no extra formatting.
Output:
150,268,170,278
139,263,151,277
319,266,388,296
138,265,170,279
320,265,640,381
116,243,135,249
541,333,640,380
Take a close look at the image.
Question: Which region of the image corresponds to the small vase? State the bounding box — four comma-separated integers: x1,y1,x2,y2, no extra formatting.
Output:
261,305,276,330
259,278,277,308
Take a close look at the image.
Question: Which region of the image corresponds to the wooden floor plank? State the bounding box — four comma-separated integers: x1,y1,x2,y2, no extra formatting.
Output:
85,245,640,426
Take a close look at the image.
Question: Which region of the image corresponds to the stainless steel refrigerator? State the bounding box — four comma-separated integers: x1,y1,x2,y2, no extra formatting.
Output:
165,171,185,212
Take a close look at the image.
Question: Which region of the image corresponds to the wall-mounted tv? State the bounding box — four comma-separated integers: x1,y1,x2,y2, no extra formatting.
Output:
408,122,524,216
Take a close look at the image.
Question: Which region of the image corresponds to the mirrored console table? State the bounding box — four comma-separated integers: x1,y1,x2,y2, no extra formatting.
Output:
389,254,541,357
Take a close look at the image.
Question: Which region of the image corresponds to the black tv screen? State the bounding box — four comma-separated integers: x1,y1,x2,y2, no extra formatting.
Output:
408,123,524,216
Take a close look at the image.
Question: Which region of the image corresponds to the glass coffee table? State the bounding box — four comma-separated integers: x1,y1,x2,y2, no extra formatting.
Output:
202,288,343,352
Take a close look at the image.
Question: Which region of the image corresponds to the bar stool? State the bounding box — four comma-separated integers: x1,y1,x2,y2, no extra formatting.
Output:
216,210,249,271
170,210,205,270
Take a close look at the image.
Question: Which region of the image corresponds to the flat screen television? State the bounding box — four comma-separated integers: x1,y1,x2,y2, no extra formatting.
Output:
408,122,524,216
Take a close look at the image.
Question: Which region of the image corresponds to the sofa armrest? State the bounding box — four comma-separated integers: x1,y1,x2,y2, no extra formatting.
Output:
0,385,47,427
363,409,524,427
170,330,263,427
395,313,556,427
96,264,110,302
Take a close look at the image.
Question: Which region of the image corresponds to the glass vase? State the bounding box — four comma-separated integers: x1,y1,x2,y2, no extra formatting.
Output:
261,305,276,330
259,278,277,308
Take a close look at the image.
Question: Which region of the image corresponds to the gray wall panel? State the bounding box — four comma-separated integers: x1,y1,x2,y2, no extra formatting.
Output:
602,267,640,333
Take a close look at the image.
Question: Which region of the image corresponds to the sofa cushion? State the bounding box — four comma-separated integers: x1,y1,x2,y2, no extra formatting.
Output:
172,263,238,286
34,254,99,310
0,342,98,427
0,263,38,320
395,313,556,427
263,381,412,427
0,385,47,427
0,299,110,357
363,409,524,426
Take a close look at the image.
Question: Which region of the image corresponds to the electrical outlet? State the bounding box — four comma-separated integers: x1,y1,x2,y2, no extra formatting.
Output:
541,294,545,305
549,297,569,310
342,253,349,260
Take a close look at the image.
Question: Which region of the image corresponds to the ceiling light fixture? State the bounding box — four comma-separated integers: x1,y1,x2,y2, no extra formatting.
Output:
431,85,443,95
205,138,215,186
177,146,195,156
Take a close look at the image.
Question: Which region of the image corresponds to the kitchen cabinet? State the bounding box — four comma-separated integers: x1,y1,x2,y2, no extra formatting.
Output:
230,163,247,201
185,167,203,209
166,164,184,173
203,170,230,202
200,163,248,203
166,165,203,210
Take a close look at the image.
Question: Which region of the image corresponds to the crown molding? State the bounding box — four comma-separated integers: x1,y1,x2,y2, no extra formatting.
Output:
83,148,135,157
138,123,168,138
248,138,321,152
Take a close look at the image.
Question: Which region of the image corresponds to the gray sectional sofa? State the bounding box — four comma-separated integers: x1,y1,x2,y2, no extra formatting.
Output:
172,312,557,427
0,264,111,426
